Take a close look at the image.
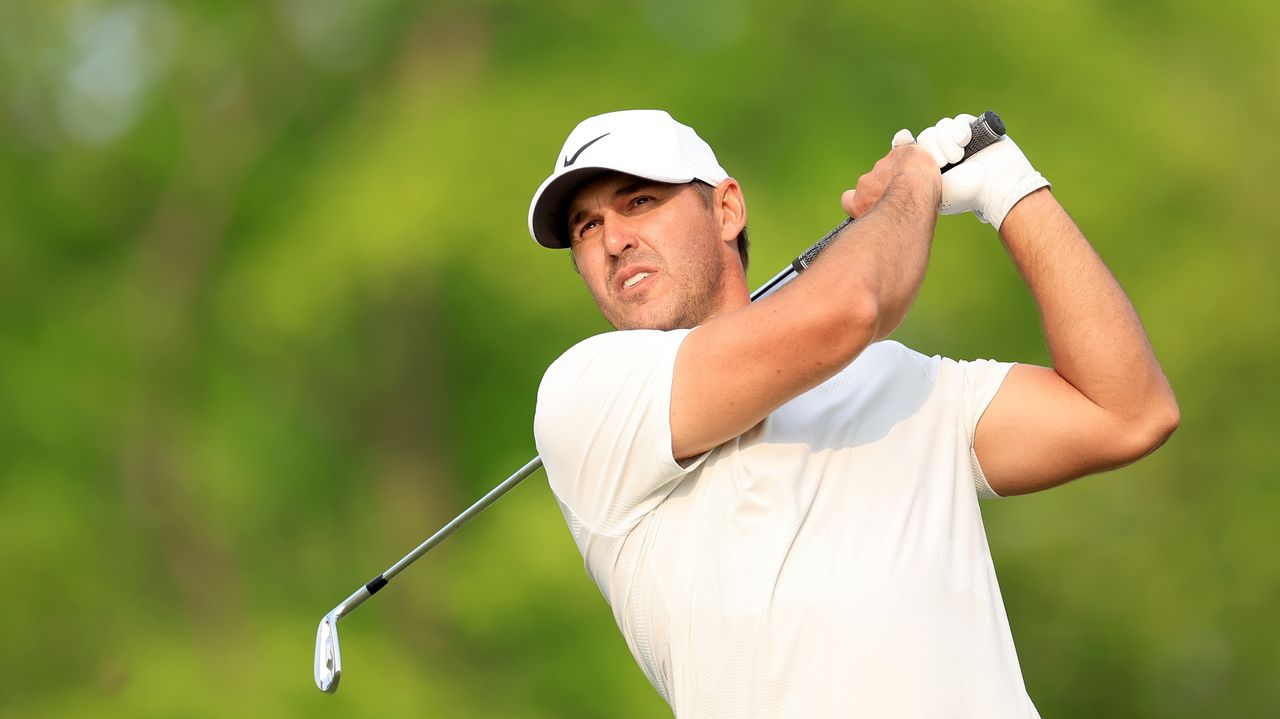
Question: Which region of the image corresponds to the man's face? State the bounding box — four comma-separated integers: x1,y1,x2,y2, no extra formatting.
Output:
565,174,734,331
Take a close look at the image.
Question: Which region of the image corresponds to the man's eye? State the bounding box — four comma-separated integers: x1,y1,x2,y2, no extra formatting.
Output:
578,220,599,238
631,196,652,208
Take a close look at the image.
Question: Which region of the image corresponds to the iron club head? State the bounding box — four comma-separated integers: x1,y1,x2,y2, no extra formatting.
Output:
314,612,342,693
312,456,544,695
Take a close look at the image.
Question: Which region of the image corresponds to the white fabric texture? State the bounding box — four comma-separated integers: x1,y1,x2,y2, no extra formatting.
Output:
534,330,1039,718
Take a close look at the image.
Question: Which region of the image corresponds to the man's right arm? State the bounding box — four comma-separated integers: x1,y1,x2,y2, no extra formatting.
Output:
670,144,942,460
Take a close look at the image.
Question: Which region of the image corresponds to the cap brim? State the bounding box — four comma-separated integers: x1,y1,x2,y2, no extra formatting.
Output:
528,165,696,249
528,167,614,249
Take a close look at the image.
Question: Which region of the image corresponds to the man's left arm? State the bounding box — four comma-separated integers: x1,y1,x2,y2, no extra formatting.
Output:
973,188,1180,495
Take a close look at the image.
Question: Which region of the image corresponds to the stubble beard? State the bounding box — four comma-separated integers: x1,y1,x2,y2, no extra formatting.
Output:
598,248,727,331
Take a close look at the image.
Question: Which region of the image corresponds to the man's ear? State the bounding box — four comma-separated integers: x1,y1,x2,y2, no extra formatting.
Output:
715,178,746,244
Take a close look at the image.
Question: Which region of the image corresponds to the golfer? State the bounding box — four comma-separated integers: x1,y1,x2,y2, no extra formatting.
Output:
528,110,1178,717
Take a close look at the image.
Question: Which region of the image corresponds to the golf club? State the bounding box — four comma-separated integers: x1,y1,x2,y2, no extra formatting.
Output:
314,110,1007,694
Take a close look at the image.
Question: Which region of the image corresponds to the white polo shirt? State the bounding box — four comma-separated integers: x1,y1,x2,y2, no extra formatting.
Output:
534,329,1040,718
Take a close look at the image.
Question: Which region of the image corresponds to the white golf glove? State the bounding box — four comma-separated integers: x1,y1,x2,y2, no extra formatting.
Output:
896,115,1050,230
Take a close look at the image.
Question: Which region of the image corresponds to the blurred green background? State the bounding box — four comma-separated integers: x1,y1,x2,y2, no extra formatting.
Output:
2,0,1276,716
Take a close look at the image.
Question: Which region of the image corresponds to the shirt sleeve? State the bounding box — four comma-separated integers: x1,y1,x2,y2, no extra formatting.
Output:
939,356,1017,499
534,329,709,536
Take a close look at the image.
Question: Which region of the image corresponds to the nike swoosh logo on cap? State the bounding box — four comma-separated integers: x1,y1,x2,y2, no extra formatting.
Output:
563,133,610,167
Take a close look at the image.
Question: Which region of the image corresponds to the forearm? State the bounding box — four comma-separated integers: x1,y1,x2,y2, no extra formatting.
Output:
670,168,938,458
999,189,1178,429
802,172,939,342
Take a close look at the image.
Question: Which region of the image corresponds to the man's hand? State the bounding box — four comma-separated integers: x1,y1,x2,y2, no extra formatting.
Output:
913,114,1050,229
841,132,941,219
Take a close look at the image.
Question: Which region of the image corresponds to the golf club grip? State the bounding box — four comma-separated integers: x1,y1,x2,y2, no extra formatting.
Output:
790,110,1005,274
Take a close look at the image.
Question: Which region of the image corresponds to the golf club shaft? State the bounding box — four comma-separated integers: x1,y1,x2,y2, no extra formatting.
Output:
333,110,1006,618
330,455,544,621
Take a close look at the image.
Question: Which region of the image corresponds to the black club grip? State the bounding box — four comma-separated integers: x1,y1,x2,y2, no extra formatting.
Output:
790,110,1005,274
940,109,1004,173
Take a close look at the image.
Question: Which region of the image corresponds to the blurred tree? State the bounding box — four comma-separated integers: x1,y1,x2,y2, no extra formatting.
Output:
0,0,1276,717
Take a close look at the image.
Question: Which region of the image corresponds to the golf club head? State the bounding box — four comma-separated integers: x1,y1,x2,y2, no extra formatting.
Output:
314,613,341,693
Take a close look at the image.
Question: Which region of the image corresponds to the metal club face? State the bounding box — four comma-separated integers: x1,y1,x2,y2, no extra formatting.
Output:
314,613,342,693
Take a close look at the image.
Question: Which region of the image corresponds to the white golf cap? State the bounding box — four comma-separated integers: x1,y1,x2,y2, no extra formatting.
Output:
527,110,729,248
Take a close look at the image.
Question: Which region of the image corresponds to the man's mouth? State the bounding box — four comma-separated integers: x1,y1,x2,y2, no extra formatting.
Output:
622,272,652,290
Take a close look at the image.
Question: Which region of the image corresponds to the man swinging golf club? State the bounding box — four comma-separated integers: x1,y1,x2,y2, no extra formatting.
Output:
528,109,1179,717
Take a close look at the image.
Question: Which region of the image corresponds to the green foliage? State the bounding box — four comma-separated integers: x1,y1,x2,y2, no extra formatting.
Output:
1,0,1276,716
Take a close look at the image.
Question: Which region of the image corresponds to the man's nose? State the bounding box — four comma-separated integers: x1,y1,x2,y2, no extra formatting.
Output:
601,216,640,256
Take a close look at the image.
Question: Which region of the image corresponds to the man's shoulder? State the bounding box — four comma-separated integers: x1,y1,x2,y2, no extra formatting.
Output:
540,335,934,395
543,329,691,384
554,328,671,362
536,329,695,419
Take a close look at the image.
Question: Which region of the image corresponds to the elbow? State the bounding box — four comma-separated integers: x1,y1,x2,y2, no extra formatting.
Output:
1148,387,1181,448
841,280,886,339
799,289,880,376
1126,396,1181,460
838,288,882,354
1150,400,1181,449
